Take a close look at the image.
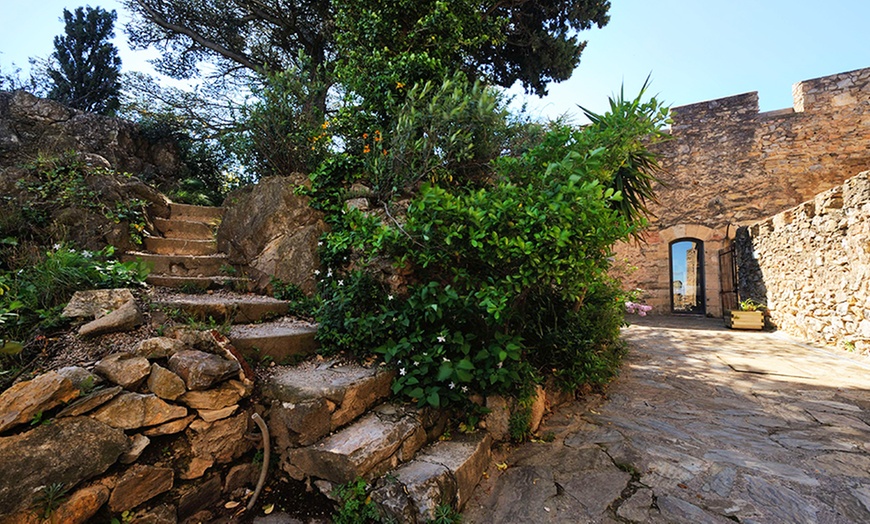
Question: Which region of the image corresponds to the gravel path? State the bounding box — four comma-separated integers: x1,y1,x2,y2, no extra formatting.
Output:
463,315,870,523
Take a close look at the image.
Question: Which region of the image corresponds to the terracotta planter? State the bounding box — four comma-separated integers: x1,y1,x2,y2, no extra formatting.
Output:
724,310,764,330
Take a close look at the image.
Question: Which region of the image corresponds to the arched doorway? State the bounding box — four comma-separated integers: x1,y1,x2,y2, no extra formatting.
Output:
670,239,705,314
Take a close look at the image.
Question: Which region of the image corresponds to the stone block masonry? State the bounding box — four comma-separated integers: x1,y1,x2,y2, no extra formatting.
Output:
616,66,870,317
737,171,870,353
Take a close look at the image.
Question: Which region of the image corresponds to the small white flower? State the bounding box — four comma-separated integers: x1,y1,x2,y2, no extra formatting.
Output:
388,295,394,301
318,241,323,246
436,336,446,343
327,268,333,277
52,243,61,250
82,250,92,258
413,360,419,366
461,386,468,393
449,382,455,389
497,362,503,369
314,269,321,275
338,280,344,286
442,357,449,363
399,368,406,376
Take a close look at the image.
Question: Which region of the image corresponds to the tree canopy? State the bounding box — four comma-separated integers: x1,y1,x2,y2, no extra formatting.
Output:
123,0,333,81
47,6,122,115
123,0,609,95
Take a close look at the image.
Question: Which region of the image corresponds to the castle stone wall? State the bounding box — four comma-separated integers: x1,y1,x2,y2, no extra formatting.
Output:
619,67,870,317
736,171,870,352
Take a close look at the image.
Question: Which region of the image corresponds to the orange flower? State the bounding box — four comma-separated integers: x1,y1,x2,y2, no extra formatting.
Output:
396,82,405,89
362,133,369,139
363,145,371,154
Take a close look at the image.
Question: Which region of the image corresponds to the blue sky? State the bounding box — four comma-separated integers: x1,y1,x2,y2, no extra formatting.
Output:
2,0,869,121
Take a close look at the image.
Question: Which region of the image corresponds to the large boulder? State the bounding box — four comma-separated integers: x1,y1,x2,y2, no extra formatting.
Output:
217,175,328,294
0,417,127,516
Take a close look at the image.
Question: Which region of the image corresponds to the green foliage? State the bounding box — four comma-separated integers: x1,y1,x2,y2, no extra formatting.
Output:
738,298,766,312
135,113,238,205
332,477,382,524
427,504,462,524
335,0,611,110
508,404,533,443
314,82,666,406
269,278,319,317
0,244,149,342
32,482,69,519
522,280,629,391
9,151,149,247
233,67,330,176
577,79,671,229
364,74,508,202
47,7,121,114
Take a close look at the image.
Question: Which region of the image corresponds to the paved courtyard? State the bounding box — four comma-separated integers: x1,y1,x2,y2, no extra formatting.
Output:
464,316,870,523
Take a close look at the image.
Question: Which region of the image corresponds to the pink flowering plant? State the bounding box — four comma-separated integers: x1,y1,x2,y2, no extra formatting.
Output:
625,301,652,316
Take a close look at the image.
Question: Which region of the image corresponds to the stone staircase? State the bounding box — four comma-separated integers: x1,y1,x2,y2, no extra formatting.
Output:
262,361,492,522
128,203,491,521
130,202,247,290
128,203,319,364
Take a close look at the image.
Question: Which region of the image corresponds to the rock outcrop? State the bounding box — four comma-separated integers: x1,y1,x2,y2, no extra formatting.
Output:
217,175,328,294
0,90,181,182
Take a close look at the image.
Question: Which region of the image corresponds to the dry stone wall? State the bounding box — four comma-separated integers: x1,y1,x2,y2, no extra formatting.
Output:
736,171,870,353
618,67,870,317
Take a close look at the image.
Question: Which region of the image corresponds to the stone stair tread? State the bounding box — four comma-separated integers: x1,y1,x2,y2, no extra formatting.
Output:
372,434,492,523
151,291,290,323
144,275,250,290
262,361,393,405
169,203,223,222
229,319,317,339
264,362,394,448
228,319,319,362
125,252,228,261
153,217,217,240
287,403,428,484
123,252,229,279
143,237,218,256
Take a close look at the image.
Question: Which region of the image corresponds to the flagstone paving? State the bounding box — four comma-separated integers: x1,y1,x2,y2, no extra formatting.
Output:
463,315,870,523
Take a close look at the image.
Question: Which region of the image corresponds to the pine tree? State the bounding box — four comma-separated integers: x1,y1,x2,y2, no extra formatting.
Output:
47,6,122,115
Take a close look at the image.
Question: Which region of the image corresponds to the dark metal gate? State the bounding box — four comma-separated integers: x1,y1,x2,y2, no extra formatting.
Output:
719,244,738,312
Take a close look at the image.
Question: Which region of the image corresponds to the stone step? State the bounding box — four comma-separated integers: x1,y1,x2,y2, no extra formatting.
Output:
144,275,251,291
372,434,492,523
154,218,216,240
123,253,229,278
169,203,223,222
143,237,218,256
285,403,444,485
263,362,395,449
151,292,290,324
228,320,318,363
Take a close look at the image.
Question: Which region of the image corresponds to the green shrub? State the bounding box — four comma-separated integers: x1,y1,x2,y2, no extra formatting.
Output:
0,244,149,342
269,277,320,317
233,67,330,177
10,151,149,247
312,76,668,407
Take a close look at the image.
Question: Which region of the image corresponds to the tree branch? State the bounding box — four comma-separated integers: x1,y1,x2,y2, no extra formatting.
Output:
132,0,265,73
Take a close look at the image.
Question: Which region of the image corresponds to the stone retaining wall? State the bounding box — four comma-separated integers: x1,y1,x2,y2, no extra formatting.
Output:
736,171,870,352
